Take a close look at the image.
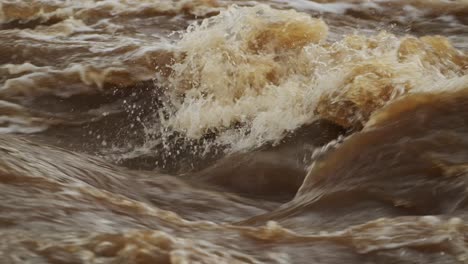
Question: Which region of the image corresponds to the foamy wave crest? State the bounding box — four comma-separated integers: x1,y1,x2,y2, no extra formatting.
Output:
161,4,468,151
276,0,468,17
0,0,221,24
162,4,328,150
0,100,48,133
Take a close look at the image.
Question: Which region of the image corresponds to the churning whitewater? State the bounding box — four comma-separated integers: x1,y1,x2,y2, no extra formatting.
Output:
0,0,468,263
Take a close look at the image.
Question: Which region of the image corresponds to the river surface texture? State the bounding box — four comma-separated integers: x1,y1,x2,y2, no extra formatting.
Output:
1,0,468,263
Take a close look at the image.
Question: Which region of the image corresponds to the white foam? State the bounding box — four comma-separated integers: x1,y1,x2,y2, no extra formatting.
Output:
159,5,468,152
273,0,354,14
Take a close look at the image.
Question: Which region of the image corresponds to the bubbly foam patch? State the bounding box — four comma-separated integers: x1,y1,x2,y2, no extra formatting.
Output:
162,4,329,150
160,4,468,151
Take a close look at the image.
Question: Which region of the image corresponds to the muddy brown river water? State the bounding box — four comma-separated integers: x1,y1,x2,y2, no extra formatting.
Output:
1,0,468,263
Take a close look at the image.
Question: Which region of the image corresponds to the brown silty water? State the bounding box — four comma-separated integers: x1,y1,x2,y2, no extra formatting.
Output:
1,0,468,263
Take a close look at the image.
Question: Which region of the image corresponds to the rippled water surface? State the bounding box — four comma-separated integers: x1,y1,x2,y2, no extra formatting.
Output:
1,0,468,263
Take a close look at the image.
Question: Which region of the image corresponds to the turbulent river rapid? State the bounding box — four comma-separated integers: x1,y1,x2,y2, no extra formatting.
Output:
1,0,468,263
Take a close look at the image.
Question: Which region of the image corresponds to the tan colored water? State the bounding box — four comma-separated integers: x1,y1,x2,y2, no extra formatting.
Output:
1,0,468,263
